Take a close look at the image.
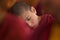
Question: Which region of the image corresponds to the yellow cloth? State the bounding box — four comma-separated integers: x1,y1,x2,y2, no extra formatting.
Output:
49,23,60,40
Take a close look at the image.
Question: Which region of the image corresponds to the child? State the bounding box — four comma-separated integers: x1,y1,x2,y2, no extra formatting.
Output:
10,2,41,28
10,2,54,40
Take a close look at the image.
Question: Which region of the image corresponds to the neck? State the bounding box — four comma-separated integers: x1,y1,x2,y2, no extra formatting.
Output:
32,16,41,29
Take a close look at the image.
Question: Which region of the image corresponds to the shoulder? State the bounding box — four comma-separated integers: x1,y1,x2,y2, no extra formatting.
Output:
40,14,54,25
6,13,27,26
2,13,21,27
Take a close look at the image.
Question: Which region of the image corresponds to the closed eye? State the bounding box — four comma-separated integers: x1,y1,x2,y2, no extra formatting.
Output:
26,16,31,21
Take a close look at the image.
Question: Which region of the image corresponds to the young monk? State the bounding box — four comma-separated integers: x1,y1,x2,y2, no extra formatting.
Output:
0,0,32,40
10,2,54,40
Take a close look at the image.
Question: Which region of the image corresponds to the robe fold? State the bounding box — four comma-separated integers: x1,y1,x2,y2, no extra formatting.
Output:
0,13,32,40
30,14,54,40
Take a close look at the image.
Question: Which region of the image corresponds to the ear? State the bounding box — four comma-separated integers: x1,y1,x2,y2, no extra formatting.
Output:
31,6,37,14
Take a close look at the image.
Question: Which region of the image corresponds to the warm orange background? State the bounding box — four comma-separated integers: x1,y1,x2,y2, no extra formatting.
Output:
18,0,40,7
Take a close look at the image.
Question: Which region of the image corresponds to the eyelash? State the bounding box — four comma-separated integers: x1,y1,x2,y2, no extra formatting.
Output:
26,17,31,21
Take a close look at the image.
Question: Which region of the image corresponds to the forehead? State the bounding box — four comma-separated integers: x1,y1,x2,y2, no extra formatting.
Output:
22,10,33,17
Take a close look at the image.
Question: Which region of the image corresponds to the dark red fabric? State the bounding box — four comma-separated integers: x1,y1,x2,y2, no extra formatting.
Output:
30,14,54,40
0,13,32,40
36,3,42,16
36,3,45,16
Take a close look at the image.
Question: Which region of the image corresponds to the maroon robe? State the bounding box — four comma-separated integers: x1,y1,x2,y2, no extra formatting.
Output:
0,13,32,40
30,14,54,40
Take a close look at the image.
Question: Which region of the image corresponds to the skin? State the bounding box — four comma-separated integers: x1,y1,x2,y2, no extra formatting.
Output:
19,6,41,28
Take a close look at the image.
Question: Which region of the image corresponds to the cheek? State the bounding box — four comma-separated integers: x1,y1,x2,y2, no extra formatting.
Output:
31,16,38,25
26,17,38,27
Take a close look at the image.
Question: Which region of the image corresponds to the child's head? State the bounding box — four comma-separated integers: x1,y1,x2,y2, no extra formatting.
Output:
11,2,39,27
